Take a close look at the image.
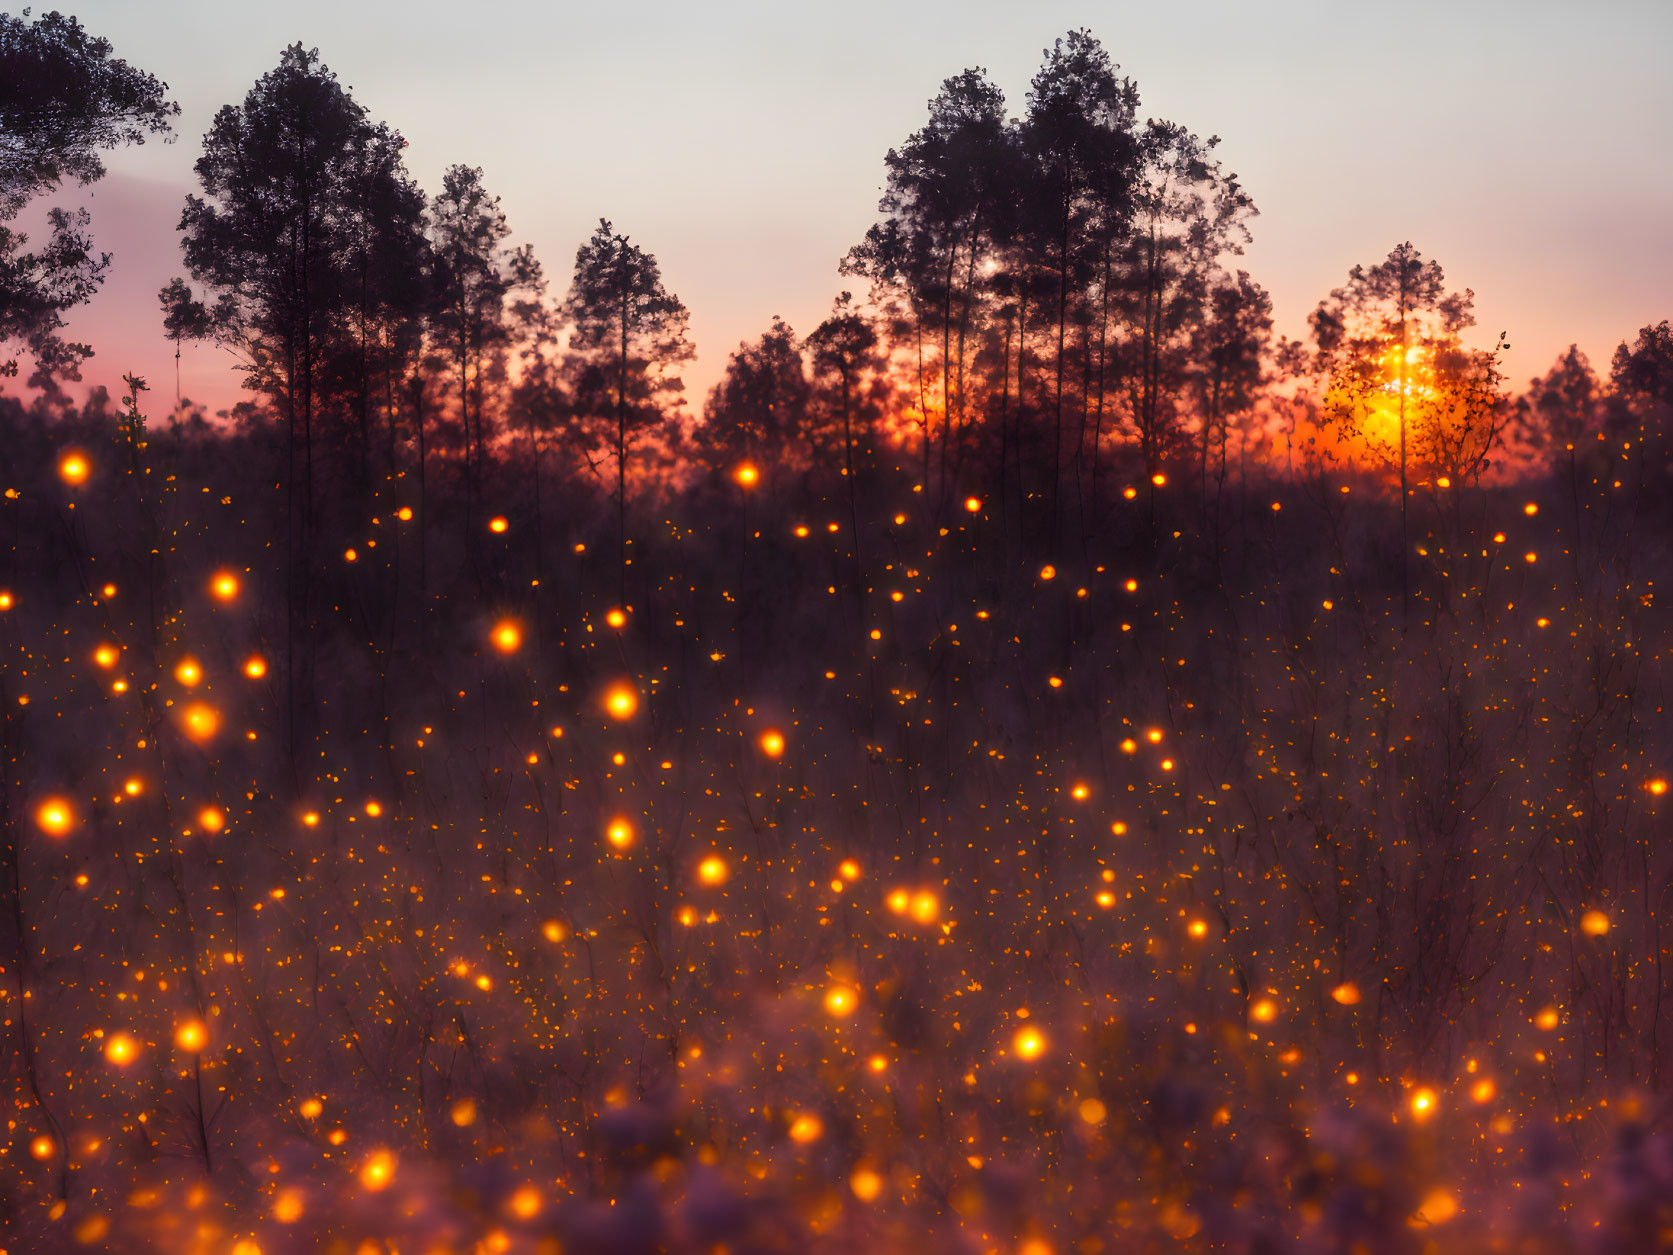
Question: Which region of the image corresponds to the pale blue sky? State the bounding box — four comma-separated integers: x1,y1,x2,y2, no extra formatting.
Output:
40,0,1673,411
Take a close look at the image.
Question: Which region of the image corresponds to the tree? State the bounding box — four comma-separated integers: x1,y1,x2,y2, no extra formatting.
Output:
698,317,810,470
1019,30,1140,535
1310,241,1474,612
1,9,176,382
1192,270,1271,502
429,164,514,530
563,219,693,600
178,44,418,784
844,68,1015,509
1116,121,1255,496
157,277,211,409
806,293,886,568
1611,320,1673,410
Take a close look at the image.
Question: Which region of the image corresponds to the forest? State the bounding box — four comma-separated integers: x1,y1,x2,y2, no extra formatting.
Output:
4,11,1673,1253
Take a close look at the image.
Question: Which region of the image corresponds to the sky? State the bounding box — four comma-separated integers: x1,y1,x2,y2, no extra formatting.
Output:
24,0,1673,416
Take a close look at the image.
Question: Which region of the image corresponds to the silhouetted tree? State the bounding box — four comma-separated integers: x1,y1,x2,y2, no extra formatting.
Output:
1019,30,1140,536
1311,241,1473,611
430,164,513,532
806,292,887,569
698,317,810,470
178,44,415,784
844,68,1014,508
157,277,210,409
1193,269,1271,503
0,9,175,383
563,219,692,601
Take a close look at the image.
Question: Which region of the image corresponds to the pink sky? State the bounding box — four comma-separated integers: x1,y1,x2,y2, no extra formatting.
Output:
18,0,1673,419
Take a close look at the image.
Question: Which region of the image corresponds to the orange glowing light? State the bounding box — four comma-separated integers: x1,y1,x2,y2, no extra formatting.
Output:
243,654,267,679
788,1113,823,1143
1120,738,1137,754
1413,1188,1457,1226
1070,782,1089,800
359,1149,397,1191
197,807,225,833
0,590,11,611
180,702,221,742
302,811,320,828
509,1185,542,1220
174,657,203,686
850,1167,883,1201
1122,486,1137,500
1151,472,1166,487
697,856,728,886
963,496,982,512
488,515,509,533
175,1020,208,1052
104,1032,138,1065
909,891,940,924
35,797,75,836
604,684,639,720
1470,1078,1497,1104
1249,998,1278,1023
1079,1098,1107,1125
93,645,118,669
209,570,240,601
542,920,568,943
1409,1087,1438,1120
733,461,760,488
1331,982,1361,1006
605,607,627,628
1013,1026,1045,1060
490,620,522,653
299,1097,323,1119
759,729,785,758
838,859,861,880
824,986,856,1017
273,1189,305,1224
1039,564,1056,581
58,451,90,484
1649,779,1668,796
1579,910,1610,937
1187,919,1208,939
606,817,635,849
396,506,413,521
1524,502,1539,516
29,1135,55,1160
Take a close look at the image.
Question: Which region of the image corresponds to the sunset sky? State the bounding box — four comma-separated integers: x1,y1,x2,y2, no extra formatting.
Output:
32,0,1673,415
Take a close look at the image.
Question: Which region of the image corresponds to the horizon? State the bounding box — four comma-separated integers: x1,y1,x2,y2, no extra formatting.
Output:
22,0,1673,416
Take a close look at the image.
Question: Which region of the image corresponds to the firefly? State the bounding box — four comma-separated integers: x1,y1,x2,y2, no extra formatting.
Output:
1013,1027,1045,1060
604,684,638,720
733,462,760,488
359,1149,397,1191
759,729,785,758
606,817,635,849
490,620,522,653
58,451,90,484
209,570,239,601
35,798,75,836
697,855,728,886
180,702,220,742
